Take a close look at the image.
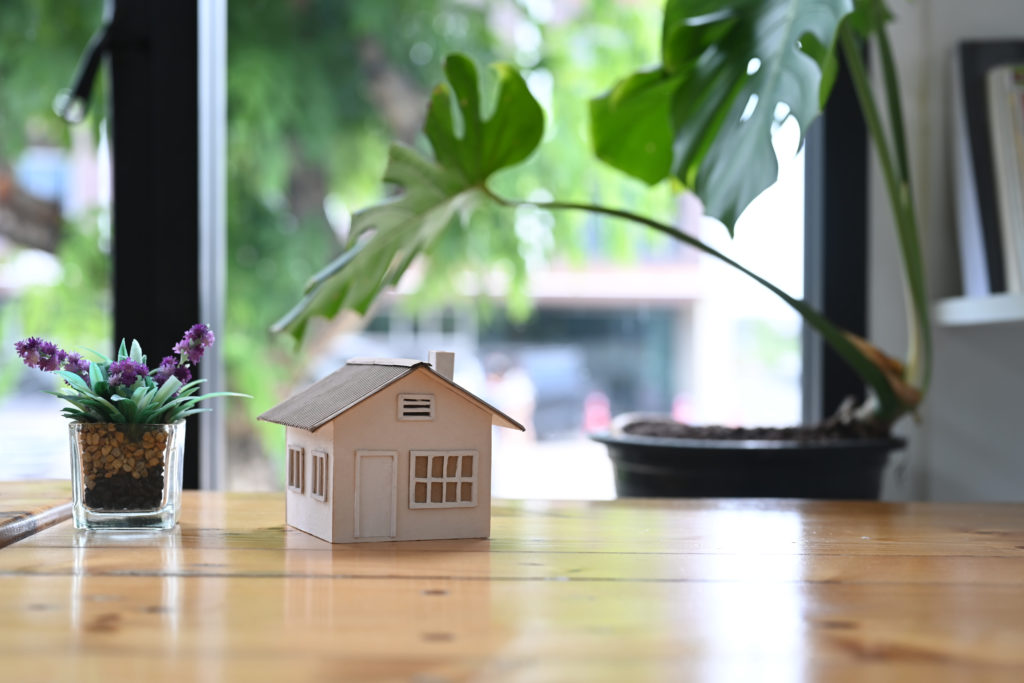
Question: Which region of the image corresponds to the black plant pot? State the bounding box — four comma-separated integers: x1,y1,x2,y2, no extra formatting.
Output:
591,431,905,499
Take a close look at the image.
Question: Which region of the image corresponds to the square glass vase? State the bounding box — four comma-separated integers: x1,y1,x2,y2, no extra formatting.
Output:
70,421,185,530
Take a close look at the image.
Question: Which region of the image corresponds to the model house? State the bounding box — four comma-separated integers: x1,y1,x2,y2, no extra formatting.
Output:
258,351,524,543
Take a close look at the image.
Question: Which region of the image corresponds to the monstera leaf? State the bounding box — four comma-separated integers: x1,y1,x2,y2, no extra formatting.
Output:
272,54,543,341
591,0,853,231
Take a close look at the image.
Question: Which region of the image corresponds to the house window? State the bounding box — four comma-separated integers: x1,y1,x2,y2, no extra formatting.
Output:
310,450,328,502
409,450,477,508
287,446,304,493
398,394,434,421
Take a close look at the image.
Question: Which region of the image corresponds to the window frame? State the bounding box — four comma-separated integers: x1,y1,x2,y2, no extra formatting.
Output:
802,48,869,423
409,450,478,509
310,450,328,502
286,446,304,493
103,0,227,489
109,2,863,484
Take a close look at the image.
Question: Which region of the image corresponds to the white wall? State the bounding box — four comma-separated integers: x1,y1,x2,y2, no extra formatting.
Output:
870,0,1024,500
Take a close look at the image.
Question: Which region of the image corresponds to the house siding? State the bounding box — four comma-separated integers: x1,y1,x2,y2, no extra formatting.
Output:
330,367,493,542
284,422,334,542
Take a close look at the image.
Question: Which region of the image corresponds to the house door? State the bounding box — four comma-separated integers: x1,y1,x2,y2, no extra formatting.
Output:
355,451,397,538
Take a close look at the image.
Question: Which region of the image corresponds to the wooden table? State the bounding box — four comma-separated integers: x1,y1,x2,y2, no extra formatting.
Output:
0,480,71,548
1,492,1023,681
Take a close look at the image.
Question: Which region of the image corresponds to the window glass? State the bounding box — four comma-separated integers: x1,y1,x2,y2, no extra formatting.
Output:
0,1,111,480
226,1,802,498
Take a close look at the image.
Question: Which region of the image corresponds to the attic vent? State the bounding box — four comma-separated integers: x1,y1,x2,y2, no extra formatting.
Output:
399,393,434,421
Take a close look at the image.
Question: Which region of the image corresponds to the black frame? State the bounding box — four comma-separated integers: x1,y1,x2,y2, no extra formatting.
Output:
108,0,201,488
804,51,869,421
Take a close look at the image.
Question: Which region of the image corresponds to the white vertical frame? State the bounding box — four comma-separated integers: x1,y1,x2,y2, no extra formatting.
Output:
802,120,824,427
286,446,304,493
354,450,397,538
310,450,328,502
198,0,227,490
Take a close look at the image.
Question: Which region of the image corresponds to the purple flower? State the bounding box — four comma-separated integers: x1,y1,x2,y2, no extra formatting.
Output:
107,359,149,388
15,337,44,368
15,337,67,372
38,343,63,372
172,323,215,365
62,353,91,381
153,355,191,386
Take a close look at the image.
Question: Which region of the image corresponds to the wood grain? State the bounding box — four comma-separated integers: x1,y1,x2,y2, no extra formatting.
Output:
1,493,1024,681
0,480,71,548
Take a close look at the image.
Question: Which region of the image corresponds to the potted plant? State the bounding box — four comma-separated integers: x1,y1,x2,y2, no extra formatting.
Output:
272,0,927,498
14,324,246,528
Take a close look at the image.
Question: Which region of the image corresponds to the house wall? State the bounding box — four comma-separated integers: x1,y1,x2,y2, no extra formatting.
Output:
869,0,1024,500
285,423,334,541
329,368,494,542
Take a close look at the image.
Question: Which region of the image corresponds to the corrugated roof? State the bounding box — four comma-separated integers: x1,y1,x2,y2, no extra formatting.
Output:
258,359,525,433
257,362,423,431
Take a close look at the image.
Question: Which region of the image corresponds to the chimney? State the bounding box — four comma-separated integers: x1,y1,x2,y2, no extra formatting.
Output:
428,350,454,381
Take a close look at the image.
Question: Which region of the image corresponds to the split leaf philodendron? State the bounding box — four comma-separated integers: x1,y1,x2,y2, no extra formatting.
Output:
274,0,929,431
272,57,543,343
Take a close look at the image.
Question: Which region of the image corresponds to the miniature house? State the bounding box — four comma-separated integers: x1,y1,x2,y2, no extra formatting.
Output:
258,351,525,543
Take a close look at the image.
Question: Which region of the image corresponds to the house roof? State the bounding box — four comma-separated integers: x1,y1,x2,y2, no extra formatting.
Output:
257,359,526,433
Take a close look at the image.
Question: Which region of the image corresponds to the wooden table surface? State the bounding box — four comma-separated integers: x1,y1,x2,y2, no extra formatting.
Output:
1,492,1024,681
0,479,71,548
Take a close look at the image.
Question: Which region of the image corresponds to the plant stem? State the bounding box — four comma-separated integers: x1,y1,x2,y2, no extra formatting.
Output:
484,187,907,422
839,21,931,394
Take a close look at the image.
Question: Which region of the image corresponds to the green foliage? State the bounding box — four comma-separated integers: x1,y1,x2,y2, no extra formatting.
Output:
222,0,505,467
40,337,248,425
592,0,853,231
274,56,544,340
277,0,929,426
0,1,110,358
0,0,104,158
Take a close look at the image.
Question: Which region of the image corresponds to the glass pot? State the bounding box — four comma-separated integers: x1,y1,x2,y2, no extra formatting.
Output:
69,421,185,530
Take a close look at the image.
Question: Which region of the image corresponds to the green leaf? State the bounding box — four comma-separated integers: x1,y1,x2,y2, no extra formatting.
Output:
82,347,112,363
129,339,145,364
134,386,158,414
117,398,137,422
590,69,683,185
152,376,183,406
798,32,839,108
593,0,853,231
165,408,211,421
425,57,544,183
668,0,853,230
272,54,544,341
56,370,92,394
88,362,105,389
117,339,128,361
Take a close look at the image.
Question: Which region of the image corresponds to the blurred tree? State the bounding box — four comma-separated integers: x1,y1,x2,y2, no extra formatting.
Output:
0,0,109,381
0,0,671,486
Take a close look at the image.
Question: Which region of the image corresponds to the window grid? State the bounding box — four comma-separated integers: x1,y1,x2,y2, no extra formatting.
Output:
398,394,435,421
310,450,328,502
409,450,477,509
287,446,304,493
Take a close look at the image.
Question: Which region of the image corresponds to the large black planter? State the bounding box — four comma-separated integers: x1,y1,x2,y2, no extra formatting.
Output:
591,431,905,499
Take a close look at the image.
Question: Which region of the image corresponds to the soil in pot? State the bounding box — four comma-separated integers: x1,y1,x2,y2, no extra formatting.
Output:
621,416,889,441
77,424,167,510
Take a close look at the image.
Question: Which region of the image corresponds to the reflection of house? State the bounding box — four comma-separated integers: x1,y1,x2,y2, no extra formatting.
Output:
258,352,524,543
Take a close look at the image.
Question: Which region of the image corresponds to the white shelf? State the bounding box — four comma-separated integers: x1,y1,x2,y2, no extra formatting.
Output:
934,293,1024,326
